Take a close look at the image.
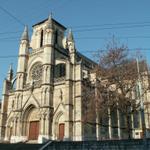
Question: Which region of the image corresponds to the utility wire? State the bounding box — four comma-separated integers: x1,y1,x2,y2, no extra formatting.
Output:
2,35,150,42
0,5,25,26
2,21,150,36
0,48,149,59
73,24,150,33
75,36,150,40
0,31,22,35
69,21,150,29
0,55,18,58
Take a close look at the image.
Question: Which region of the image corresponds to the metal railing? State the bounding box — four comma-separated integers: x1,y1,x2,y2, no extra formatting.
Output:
39,140,53,150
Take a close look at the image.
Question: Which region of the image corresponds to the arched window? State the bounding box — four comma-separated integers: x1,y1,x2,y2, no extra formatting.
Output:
40,30,43,47
55,30,59,44
12,77,17,90
54,63,66,78
30,63,43,81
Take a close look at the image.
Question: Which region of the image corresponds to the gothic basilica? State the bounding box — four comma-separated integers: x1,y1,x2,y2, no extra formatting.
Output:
0,16,96,143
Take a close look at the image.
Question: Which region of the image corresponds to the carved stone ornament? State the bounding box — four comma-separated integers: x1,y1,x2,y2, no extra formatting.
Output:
45,28,51,33
31,63,43,81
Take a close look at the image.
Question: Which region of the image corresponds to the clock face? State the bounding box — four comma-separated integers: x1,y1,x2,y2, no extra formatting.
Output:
31,63,42,80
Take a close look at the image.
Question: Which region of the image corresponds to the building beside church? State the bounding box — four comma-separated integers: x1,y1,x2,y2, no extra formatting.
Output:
0,16,150,143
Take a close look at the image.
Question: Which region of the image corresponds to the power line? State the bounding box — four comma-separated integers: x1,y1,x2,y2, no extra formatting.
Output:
0,55,18,58
1,35,150,42
0,48,149,59
1,21,150,37
0,36,20,40
73,24,150,33
0,31,22,35
69,21,150,29
81,48,150,53
75,36,150,40
0,5,25,26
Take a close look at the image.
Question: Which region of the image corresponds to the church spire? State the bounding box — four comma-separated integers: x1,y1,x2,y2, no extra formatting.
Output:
67,29,74,42
48,13,52,20
46,14,53,29
7,64,13,81
21,25,29,41
67,29,76,64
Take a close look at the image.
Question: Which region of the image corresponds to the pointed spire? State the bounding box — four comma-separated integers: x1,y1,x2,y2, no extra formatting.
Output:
7,64,13,81
48,13,52,20
46,13,53,29
8,64,13,73
67,29,74,42
21,25,29,41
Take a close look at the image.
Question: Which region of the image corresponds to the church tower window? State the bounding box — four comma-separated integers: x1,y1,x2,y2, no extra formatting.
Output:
54,63,66,78
55,30,58,44
40,30,43,47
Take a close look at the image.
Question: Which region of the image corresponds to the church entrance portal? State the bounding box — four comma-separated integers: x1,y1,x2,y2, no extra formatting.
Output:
23,106,40,141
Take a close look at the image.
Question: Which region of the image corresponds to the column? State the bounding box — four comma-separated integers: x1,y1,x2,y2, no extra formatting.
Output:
108,108,112,139
117,109,121,139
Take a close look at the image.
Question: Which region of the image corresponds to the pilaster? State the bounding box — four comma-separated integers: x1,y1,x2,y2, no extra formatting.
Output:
73,63,83,141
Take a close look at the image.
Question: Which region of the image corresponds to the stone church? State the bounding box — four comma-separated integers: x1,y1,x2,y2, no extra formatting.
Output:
0,15,96,143
1,15,150,144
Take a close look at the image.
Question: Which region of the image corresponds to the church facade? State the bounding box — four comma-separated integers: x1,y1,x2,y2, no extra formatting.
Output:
0,16,96,143
0,16,150,144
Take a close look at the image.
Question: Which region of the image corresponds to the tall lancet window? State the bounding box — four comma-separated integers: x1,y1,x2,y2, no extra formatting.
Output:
55,30,58,44
54,63,66,78
40,30,43,47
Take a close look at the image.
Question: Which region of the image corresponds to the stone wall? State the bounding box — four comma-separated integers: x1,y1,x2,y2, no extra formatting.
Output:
44,139,150,150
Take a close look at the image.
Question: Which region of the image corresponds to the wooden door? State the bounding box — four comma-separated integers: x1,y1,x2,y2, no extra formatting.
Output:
59,123,65,140
29,121,39,140
140,132,143,138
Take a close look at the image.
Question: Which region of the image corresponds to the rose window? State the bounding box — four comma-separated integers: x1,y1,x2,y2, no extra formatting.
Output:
31,63,42,80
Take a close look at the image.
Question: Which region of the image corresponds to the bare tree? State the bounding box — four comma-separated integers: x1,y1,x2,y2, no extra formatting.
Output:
82,79,96,140
93,39,149,139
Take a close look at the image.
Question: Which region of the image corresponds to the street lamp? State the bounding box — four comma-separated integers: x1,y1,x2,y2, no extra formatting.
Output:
136,58,147,149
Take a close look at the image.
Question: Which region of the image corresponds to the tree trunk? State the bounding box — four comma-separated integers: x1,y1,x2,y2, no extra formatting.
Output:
126,115,131,139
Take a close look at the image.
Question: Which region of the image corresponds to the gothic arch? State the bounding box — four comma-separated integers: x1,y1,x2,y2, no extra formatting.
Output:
27,56,43,75
22,93,40,111
11,76,17,89
6,117,14,127
5,116,14,141
54,111,64,124
21,104,36,121
21,104,40,140
53,111,65,140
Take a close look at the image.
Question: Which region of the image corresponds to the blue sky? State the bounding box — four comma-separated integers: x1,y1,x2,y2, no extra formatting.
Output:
0,0,150,96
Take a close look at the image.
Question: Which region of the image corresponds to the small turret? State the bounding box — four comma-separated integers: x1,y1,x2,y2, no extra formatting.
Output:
67,29,76,64
21,25,29,41
67,29,74,42
45,14,53,30
67,29,75,52
7,64,13,82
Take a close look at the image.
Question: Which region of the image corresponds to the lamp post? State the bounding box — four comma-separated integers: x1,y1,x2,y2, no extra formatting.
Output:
136,58,147,149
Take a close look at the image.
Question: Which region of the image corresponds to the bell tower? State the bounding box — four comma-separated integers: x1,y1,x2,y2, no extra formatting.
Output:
43,14,55,85
16,26,29,91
